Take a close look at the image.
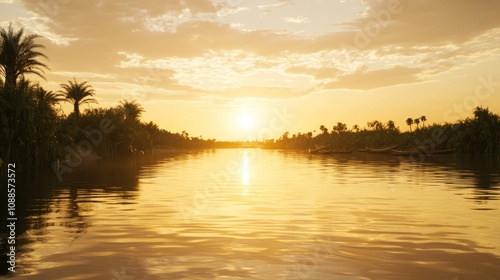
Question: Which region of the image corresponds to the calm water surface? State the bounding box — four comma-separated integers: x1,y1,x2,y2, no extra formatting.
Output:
3,149,500,279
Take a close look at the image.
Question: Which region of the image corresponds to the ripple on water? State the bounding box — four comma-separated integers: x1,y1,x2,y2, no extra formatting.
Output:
7,150,500,279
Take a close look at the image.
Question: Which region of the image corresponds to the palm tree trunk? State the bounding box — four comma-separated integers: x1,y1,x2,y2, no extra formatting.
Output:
5,69,17,88
74,103,79,116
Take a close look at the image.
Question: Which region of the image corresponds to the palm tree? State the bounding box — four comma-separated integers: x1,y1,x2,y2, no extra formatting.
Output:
367,120,383,131
59,78,97,116
406,118,413,132
386,120,396,131
472,106,498,153
414,118,420,130
473,106,493,121
282,131,290,140
420,116,426,128
0,24,49,88
319,125,328,134
119,99,144,121
35,86,63,107
333,122,347,134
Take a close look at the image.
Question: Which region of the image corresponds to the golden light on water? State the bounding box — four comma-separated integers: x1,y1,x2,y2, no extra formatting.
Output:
242,151,250,195
11,150,500,279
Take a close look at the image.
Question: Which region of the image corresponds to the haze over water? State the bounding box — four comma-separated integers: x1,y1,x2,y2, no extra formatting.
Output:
5,149,500,280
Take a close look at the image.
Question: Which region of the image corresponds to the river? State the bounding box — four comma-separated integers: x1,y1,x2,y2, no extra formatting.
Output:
2,149,500,279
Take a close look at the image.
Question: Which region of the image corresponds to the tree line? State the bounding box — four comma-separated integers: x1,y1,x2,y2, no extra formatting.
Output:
263,107,500,155
0,24,215,173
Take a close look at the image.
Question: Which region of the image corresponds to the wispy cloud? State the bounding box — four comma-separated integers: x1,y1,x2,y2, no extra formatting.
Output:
283,16,310,24
257,0,294,11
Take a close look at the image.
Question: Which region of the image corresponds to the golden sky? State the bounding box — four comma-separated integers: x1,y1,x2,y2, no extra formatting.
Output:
1,0,500,140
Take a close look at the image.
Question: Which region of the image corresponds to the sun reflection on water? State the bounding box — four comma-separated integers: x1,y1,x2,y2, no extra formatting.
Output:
242,150,250,195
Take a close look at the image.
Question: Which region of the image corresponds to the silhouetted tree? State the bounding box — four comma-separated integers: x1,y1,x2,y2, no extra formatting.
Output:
414,118,420,129
119,99,144,122
35,86,63,107
333,122,347,133
0,24,49,88
319,125,328,134
60,78,96,116
386,120,396,131
0,79,62,168
406,118,413,132
420,116,426,128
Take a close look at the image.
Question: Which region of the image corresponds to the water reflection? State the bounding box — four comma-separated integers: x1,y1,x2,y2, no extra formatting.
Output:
448,157,500,210
2,150,500,279
242,150,250,196
1,153,179,276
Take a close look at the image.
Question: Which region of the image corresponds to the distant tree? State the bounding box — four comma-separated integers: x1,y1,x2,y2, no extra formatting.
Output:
473,106,493,121
282,131,290,140
367,121,381,130
60,78,97,116
319,125,328,134
333,122,347,134
119,99,144,121
35,86,63,107
420,116,427,128
370,120,383,131
0,24,49,88
414,118,420,129
406,118,413,132
386,120,396,131
352,124,360,132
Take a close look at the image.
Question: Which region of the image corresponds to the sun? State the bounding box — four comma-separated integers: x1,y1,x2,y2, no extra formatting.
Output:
239,115,254,129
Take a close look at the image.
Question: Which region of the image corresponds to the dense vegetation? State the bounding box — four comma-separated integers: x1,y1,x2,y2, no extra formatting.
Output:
0,24,215,175
264,107,500,155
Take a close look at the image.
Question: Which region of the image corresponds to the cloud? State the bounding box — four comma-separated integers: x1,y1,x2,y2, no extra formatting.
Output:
258,0,294,11
206,85,308,99
348,0,500,47
4,0,498,102
286,67,340,81
283,16,310,24
324,66,421,90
